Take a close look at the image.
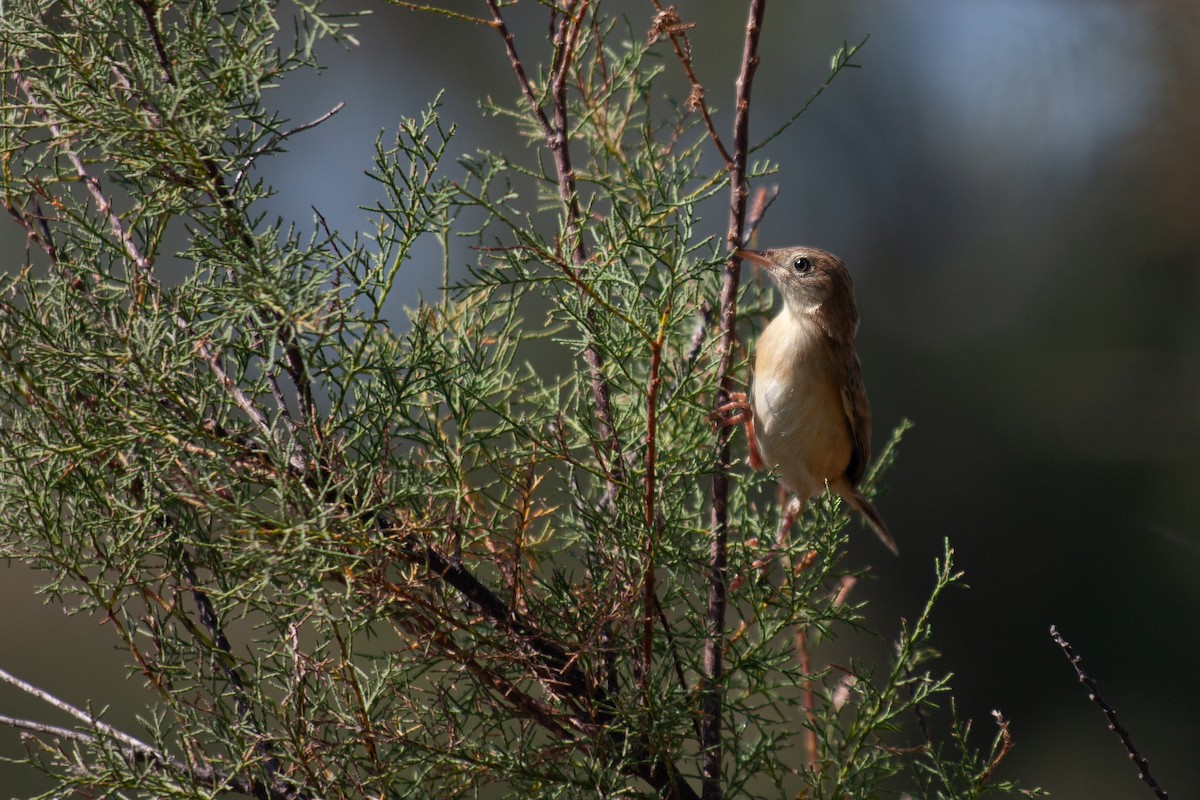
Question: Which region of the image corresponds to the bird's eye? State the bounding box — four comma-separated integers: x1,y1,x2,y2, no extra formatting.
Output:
792,256,812,273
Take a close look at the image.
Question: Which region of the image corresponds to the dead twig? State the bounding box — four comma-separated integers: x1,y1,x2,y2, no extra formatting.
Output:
1050,625,1169,800
648,2,733,166
975,710,1016,791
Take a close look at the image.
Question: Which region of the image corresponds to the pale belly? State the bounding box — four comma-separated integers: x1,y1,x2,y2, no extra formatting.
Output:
752,320,853,499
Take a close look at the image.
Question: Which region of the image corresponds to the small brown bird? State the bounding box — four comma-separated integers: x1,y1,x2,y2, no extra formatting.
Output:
726,246,897,555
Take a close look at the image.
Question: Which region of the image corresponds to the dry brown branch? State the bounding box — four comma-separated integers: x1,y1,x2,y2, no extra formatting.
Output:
975,710,1016,791
648,2,733,166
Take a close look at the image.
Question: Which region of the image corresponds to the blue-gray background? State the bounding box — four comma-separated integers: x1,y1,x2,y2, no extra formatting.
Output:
4,1,1199,796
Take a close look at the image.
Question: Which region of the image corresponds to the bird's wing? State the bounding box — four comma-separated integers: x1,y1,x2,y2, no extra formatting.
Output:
839,349,872,488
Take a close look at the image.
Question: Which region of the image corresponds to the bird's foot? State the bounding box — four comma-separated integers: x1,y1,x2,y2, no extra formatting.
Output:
709,392,764,469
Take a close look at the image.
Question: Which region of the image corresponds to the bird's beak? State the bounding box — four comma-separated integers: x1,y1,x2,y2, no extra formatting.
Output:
735,248,771,267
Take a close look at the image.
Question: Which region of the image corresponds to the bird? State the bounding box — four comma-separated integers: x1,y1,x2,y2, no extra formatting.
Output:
719,246,897,555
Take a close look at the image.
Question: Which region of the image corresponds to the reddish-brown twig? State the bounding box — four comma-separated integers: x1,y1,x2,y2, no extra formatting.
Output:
703,3,767,799
795,627,820,768
648,2,733,167
643,333,665,688
975,710,1016,791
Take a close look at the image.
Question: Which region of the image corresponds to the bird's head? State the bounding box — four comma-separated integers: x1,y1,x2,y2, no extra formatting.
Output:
737,246,859,332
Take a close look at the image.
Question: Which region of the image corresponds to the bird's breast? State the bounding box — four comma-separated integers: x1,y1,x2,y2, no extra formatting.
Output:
752,313,853,498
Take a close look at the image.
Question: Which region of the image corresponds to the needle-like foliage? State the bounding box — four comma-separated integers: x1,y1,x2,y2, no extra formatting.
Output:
0,1,1041,798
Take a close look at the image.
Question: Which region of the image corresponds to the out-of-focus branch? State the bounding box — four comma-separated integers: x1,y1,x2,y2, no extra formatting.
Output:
4,196,60,265
1050,625,1169,800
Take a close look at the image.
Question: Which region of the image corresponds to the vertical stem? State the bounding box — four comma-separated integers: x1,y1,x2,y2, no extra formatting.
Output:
484,0,623,486
796,627,819,767
703,2,767,798
643,335,664,683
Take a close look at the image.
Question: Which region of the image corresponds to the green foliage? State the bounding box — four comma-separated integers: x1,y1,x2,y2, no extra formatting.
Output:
0,1,1040,798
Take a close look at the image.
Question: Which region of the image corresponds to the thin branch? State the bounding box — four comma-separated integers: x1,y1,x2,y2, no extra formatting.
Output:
385,0,500,27
4,200,59,264
704,3,767,798
482,0,624,490
0,669,270,797
176,546,316,800
641,330,665,692
742,183,778,246
647,1,733,166
655,596,703,743
0,667,156,756
1050,625,1169,800
751,36,868,155
13,61,152,275
200,340,278,442
665,184,773,412
0,714,103,746
234,101,346,191
132,0,177,87
436,632,577,741
483,0,556,141
975,710,1015,791
795,627,819,768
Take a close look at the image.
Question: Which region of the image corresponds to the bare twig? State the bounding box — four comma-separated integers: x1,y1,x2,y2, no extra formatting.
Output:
795,627,820,767
654,596,704,743
703,3,767,798
234,101,346,191
200,340,278,441
667,184,777,417
742,184,779,246
642,329,665,691
0,667,156,755
0,668,270,797
648,2,733,166
684,299,714,369
1050,625,1169,800
975,710,1015,790
4,197,59,265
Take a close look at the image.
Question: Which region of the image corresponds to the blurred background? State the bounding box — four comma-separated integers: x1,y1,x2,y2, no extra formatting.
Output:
3,0,1199,796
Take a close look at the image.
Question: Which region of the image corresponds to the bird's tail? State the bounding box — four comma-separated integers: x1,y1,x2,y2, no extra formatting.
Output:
847,490,899,556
